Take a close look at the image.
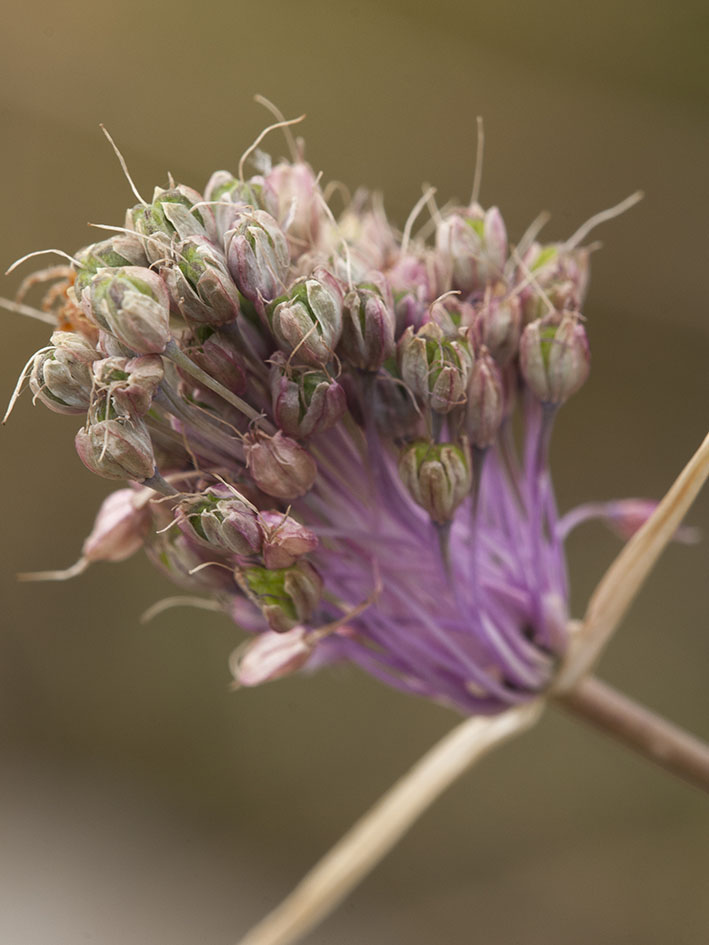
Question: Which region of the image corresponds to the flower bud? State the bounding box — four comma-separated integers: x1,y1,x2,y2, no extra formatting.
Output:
340,284,396,371
128,184,216,263
263,161,323,251
204,170,266,240
82,487,152,563
465,348,504,449
435,205,507,293
245,430,318,499
84,267,171,354
147,527,236,593
92,354,164,416
398,439,473,523
259,510,318,570
474,284,522,366
520,311,590,404
398,322,473,414
161,236,241,327
230,626,313,686
388,253,446,333
178,485,263,557
236,560,322,632
519,243,590,322
29,330,96,414
269,269,343,366
180,327,248,396
73,235,148,295
75,408,156,482
270,352,346,438
224,208,290,303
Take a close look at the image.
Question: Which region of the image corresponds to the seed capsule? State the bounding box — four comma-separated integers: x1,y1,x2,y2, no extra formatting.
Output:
340,284,396,371
398,322,473,415
270,353,346,438
83,267,171,355
224,209,290,304
269,269,343,366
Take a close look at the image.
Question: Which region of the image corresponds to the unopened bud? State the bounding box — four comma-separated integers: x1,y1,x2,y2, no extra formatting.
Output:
520,311,590,404
82,487,152,563
236,560,322,632
259,510,318,569
161,237,241,327
75,407,156,482
465,348,504,448
398,322,473,414
519,243,590,322
204,170,266,240
398,439,473,523
269,269,343,366
92,354,164,416
29,330,96,414
84,267,171,354
340,284,395,371
245,430,317,499
474,284,522,366
73,235,148,295
263,161,323,251
178,485,263,557
128,184,216,263
224,209,290,303
230,625,313,686
435,205,507,293
270,353,346,438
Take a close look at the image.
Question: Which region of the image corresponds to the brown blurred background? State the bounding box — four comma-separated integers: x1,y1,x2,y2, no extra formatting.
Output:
1,1,708,942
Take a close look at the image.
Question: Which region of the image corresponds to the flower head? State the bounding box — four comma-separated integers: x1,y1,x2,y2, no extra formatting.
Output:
8,117,655,717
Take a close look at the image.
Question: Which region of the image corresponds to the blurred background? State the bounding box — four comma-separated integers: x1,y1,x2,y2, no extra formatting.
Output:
1,1,708,942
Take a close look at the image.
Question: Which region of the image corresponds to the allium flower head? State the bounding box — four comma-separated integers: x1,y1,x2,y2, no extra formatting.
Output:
8,115,657,718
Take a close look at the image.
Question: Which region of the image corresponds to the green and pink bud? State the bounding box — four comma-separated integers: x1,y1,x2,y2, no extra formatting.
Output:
398,322,473,415
269,269,343,366
224,209,290,304
178,486,263,557
75,405,156,482
340,284,396,371
435,205,507,293
92,354,164,417
398,439,473,523
29,330,96,414
465,347,505,449
128,184,216,263
236,560,322,632
83,267,171,355
520,311,590,405
162,236,241,327
270,353,346,438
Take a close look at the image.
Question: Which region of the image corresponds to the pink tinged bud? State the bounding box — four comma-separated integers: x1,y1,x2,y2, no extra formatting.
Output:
148,528,235,593
340,286,396,371
82,487,152,563
398,322,473,414
179,486,263,557
270,353,346,438
92,354,164,416
269,270,343,366
181,328,248,396
245,430,318,499
75,414,156,482
84,267,171,355
224,209,290,303
236,560,322,632
204,170,266,240
162,237,240,328
259,510,318,569
398,439,473,524
520,244,591,322
466,348,505,449
520,311,590,405
435,206,507,293
475,285,522,366
29,331,96,414
230,626,313,687
263,161,323,250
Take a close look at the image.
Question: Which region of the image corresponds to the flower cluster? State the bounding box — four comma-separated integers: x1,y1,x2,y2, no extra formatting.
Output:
10,121,643,716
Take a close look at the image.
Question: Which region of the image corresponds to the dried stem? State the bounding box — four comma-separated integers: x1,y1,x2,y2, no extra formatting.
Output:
555,676,709,793
235,700,543,945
